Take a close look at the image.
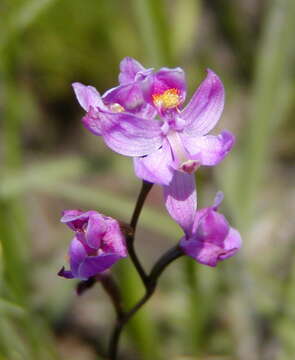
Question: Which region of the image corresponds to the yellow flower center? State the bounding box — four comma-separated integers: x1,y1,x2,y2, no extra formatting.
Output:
109,103,125,113
152,88,180,109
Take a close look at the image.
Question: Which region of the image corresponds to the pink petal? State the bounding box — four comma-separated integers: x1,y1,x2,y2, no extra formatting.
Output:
213,191,224,210
182,69,225,136
85,213,107,249
78,254,121,279
133,139,174,185
82,107,103,136
195,210,230,247
102,218,127,257
180,237,223,267
102,82,156,118
119,57,146,84
69,237,88,277
164,171,197,235
99,110,163,157
182,131,235,166
61,210,92,231
72,83,104,112
218,227,242,261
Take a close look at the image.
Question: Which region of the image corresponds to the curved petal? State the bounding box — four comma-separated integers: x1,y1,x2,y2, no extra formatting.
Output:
102,82,156,118
85,213,107,249
82,107,104,136
72,83,104,112
61,210,93,231
180,237,224,267
99,111,163,157
182,130,235,166
102,218,127,257
182,69,224,136
133,139,174,185
219,227,242,261
78,254,121,279
195,210,229,246
213,191,224,210
142,68,186,107
164,171,197,235
69,237,88,277
119,57,146,84
103,83,143,110
58,267,74,279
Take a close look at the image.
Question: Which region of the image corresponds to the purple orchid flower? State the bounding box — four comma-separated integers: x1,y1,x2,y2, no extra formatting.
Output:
58,210,127,280
72,57,235,217
133,66,234,186
166,188,242,267
72,57,234,187
72,57,157,144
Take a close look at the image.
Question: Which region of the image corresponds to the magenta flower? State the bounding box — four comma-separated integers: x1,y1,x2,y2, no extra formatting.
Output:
72,57,158,154
134,66,234,185
58,210,127,280
73,57,234,187
165,188,242,267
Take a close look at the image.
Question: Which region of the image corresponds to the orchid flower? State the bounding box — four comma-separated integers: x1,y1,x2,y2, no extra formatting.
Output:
134,66,234,186
73,59,235,222
72,57,157,147
58,210,127,280
73,57,234,188
165,189,242,267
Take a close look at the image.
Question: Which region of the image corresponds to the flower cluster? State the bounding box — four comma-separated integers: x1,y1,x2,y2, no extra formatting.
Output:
58,57,241,281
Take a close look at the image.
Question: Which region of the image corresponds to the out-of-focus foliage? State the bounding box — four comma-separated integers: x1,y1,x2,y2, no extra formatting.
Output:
0,0,295,359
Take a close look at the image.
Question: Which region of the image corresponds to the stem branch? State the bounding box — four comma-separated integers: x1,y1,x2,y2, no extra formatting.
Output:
108,245,183,359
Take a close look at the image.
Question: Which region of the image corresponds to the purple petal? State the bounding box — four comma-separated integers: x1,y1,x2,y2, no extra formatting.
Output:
133,139,174,185
119,57,146,84
213,191,224,210
103,83,143,111
61,210,90,231
85,213,107,249
102,82,157,118
101,218,127,257
78,254,121,279
58,267,74,279
69,237,88,277
82,107,104,136
218,227,242,261
182,69,225,136
194,210,229,247
98,110,163,157
182,130,235,166
164,171,197,235
72,83,104,112
180,237,224,267
142,67,186,107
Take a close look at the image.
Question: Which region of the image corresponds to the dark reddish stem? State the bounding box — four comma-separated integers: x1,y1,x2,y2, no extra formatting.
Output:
126,181,153,286
98,273,124,320
108,245,183,359
107,180,183,359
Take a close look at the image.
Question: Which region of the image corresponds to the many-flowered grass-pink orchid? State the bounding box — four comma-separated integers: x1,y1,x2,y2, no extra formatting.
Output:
165,188,242,267
134,64,234,185
58,210,127,280
73,57,234,187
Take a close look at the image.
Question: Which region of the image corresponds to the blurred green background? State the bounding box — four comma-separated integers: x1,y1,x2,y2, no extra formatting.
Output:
0,0,295,359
